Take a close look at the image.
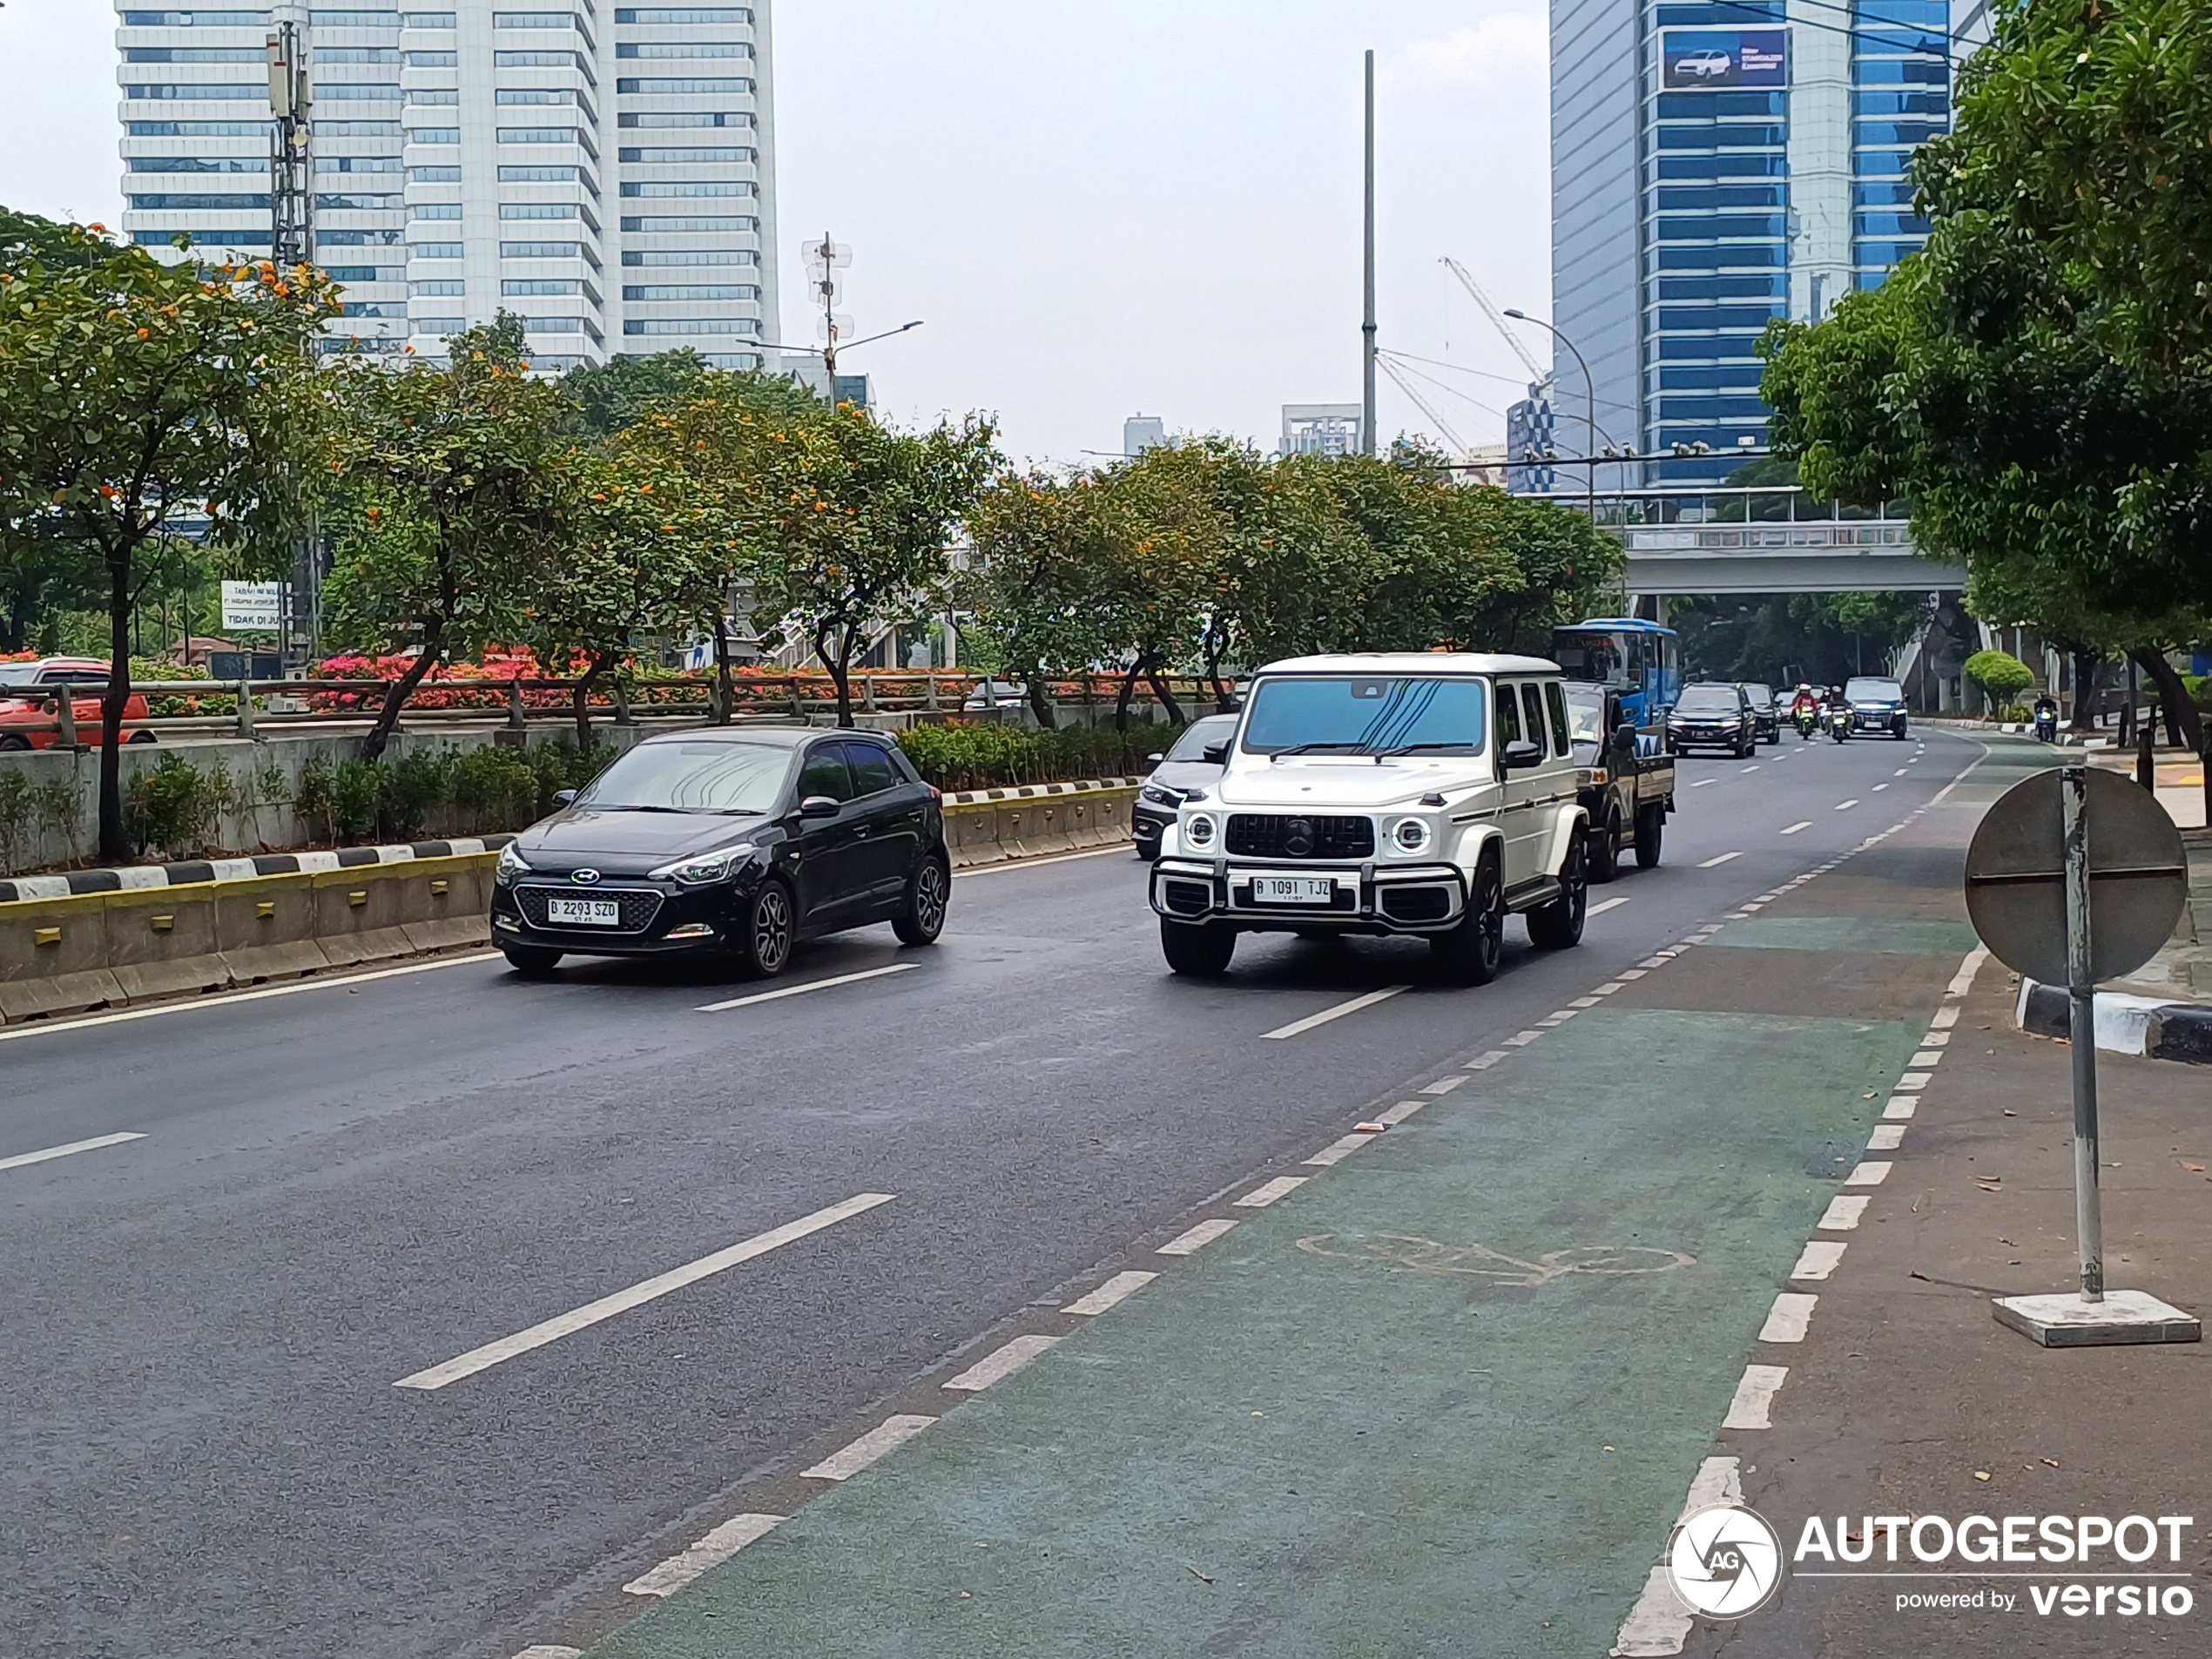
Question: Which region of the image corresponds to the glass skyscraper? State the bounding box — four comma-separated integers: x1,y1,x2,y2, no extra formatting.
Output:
1549,0,1962,486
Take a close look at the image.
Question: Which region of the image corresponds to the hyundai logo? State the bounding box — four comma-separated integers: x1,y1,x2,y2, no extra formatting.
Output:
571,868,602,885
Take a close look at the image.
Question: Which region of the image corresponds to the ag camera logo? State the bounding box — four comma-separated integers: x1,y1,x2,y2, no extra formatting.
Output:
1669,1504,1784,1618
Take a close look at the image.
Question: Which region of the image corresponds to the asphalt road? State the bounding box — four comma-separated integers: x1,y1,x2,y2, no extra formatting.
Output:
0,725,1977,1659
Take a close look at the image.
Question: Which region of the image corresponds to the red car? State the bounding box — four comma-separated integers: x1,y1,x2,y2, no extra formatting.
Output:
0,658,155,751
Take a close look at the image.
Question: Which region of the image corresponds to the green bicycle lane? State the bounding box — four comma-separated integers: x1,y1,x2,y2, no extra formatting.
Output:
589,854,1993,1657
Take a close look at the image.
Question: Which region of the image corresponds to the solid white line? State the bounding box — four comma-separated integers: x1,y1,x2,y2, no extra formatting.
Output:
1835,799,1859,811
1587,895,1630,917
952,843,1130,877
1723,1364,1789,1429
1062,1271,1157,1316
1157,1217,1238,1256
1697,851,1741,868
1817,1194,1870,1231
943,1332,1060,1391
1844,1160,1892,1188
0,1131,148,1174
1233,1175,1307,1208
623,1514,782,1597
1258,984,1409,1040
1790,1240,1847,1280
696,962,916,1013
394,1191,896,1391
1759,1292,1818,1344
801,1413,935,1480
1690,778,1717,788
0,951,503,1047
1867,1123,1905,1151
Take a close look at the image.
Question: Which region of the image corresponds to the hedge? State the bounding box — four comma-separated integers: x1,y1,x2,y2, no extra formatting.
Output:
894,722,1175,792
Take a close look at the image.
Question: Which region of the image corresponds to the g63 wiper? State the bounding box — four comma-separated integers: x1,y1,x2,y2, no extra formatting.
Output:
1270,741,1361,759
1375,741,1480,759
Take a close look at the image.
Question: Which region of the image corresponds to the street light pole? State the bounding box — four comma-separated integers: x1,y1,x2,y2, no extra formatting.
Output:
1505,309,1596,524
1360,49,1377,459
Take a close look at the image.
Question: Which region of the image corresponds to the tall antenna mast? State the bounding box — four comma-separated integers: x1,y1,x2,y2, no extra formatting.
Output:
267,9,314,266
802,232,852,398
1360,49,1377,457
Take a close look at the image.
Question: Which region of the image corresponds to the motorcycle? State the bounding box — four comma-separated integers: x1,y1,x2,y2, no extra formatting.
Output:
1829,706,1852,743
2033,706,2059,743
1793,705,1819,740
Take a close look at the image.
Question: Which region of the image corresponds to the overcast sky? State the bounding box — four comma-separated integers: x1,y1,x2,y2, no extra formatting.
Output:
0,1,1554,467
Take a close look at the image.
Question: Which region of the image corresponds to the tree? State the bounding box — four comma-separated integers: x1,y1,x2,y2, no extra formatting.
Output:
1758,0,2212,750
1962,648,2034,712
961,470,1116,727
529,445,726,748
744,403,998,726
321,314,574,759
0,232,334,860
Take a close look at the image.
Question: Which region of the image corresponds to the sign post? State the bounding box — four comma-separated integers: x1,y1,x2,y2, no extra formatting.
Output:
1964,765,2198,1346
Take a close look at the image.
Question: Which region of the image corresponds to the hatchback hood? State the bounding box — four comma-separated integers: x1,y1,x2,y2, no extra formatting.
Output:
1216,757,1489,809
515,808,765,870
1148,759,1223,793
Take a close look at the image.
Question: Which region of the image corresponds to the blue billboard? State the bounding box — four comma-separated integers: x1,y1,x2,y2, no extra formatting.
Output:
1662,30,1789,90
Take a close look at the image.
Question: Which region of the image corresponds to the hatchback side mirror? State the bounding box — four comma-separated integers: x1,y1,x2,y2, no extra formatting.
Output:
552,788,577,809
1502,739,1544,772
1147,752,1165,764
798,794,842,818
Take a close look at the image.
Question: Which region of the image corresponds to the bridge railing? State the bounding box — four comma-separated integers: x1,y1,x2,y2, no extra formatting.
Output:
1515,483,1912,531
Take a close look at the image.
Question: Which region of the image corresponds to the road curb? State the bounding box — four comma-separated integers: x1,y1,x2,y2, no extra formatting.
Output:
0,835,516,905
2015,978,2212,1066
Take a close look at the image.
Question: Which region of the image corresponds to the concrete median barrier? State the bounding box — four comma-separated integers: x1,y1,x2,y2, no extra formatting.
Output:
941,779,1138,869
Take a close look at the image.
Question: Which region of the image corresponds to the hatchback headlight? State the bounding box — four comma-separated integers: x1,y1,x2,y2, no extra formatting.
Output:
1184,812,1217,850
495,843,530,887
1389,816,1432,853
1140,783,1181,806
651,844,755,886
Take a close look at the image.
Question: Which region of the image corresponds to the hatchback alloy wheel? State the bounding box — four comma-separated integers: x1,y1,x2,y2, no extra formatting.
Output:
894,855,950,946
743,880,794,977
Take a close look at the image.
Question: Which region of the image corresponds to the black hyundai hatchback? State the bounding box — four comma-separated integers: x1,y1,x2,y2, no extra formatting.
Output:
489,727,949,977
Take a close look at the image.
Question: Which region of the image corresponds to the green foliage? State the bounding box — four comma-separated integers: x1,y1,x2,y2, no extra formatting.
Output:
0,769,84,874
895,721,1179,792
563,352,817,438
124,751,223,856
1963,649,2036,708
1671,590,1933,684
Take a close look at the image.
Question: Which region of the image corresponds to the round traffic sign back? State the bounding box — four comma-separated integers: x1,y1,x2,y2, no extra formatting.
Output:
1964,767,2187,986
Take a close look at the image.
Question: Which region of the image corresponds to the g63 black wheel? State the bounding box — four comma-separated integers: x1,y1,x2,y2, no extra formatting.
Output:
1161,917,1237,976
894,855,950,946
738,880,795,977
1527,838,1588,950
1432,852,1505,985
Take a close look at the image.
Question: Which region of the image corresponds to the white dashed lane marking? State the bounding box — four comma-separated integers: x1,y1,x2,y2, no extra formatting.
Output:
696,962,917,1013
944,1334,1060,1392
393,1192,897,1391
1780,821,1812,834
1759,1293,1817,1344
1835,799,1859,811
1790,1241,1847,1281
1588,896,1630,917
1691,778,1717,788
1697,851,1741,868
1062,1271,1157,1316
0,1131,147,1174
1157,1218,1238,1256
1817,1194,1870,1231
623,1514,782,1598
1723,1364,1789,1429
1233,1176,1308,1208
1258,984,1409,1040
801,1414,936,1480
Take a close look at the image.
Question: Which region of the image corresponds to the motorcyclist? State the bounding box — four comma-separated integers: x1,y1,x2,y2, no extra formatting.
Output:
2033,691,2060,741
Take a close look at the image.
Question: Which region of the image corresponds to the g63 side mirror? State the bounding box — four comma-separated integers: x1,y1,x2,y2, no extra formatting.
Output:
1502,739,1544,772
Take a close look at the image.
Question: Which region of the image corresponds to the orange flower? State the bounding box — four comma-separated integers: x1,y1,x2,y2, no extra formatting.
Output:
98,484,118,497
136,327,151,340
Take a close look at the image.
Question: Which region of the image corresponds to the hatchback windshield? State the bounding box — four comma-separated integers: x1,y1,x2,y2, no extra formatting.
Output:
1165,715,1238,762
573,740,793,813
1241,676,1488,756
1676,685,1742,713
1846,678,1905,703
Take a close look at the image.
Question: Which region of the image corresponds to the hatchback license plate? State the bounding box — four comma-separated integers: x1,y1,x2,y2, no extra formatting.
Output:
1251,877,1335,905
546,896,622,927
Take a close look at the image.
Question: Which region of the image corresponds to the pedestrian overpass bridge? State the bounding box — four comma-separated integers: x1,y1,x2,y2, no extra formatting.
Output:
1531,486,1964,596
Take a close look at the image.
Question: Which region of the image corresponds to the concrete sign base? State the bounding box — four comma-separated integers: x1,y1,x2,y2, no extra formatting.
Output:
1993,1288,2202,1348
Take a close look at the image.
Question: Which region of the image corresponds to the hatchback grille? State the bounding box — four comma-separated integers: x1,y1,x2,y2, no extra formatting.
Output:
514,884,664,934
1224,813,1374,860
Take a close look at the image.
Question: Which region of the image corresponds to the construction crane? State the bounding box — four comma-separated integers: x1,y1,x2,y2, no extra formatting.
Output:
1376,354,1480,462
1440,256,1548,388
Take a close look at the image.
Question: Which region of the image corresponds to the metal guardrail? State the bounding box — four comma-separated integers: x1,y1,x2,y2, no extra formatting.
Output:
1,671,1228,744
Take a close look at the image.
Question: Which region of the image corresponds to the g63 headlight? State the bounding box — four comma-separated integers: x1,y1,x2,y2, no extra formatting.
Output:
1184,812,1217,850
495,843,530,887
651,844,755,886
1390,817,1433,853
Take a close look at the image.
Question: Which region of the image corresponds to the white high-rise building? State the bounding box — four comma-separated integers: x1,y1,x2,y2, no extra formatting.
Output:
116,2,781,371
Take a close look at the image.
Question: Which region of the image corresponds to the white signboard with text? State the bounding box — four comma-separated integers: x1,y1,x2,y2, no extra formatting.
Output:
219,581,285,632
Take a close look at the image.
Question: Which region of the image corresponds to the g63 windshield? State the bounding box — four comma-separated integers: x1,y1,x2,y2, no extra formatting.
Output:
1241,676,1488,757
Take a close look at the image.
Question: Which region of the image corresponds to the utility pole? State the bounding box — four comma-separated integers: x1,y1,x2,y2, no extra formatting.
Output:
266,10,313,268
1360,49,1377,458
803,232,851,399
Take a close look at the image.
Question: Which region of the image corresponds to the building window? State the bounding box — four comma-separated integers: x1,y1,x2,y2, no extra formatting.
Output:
317,46,403,62
618,180,752,197
502,278,582,293
122,10,272,22
407,87,460,104
499,202,579,218
133,228,273,246
409,242,465,258
495,10,582,26
325,265,401,282
125,48,265,64
127,192,273,211
407,126,462,142
496,51,592,70
499,165,584,182
497,126,584,144
408,165,463,182
320,118,404,136
131,119,276,136
617,110,752,128
314,191,404,210
413,202,464,219
618,213,756,232
403,12,458,26
616,42,752,57
317,154,403,172
623,318,759,334
500,240,581,258
615,8,752,21
405,50,458,65
124,84,272,100
414,279,467,294
616,145,753,163
619,247,755,266
622,283,757,300
615,77,752,93
412,316,467,334
322,227,408,245
133,155,271,172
